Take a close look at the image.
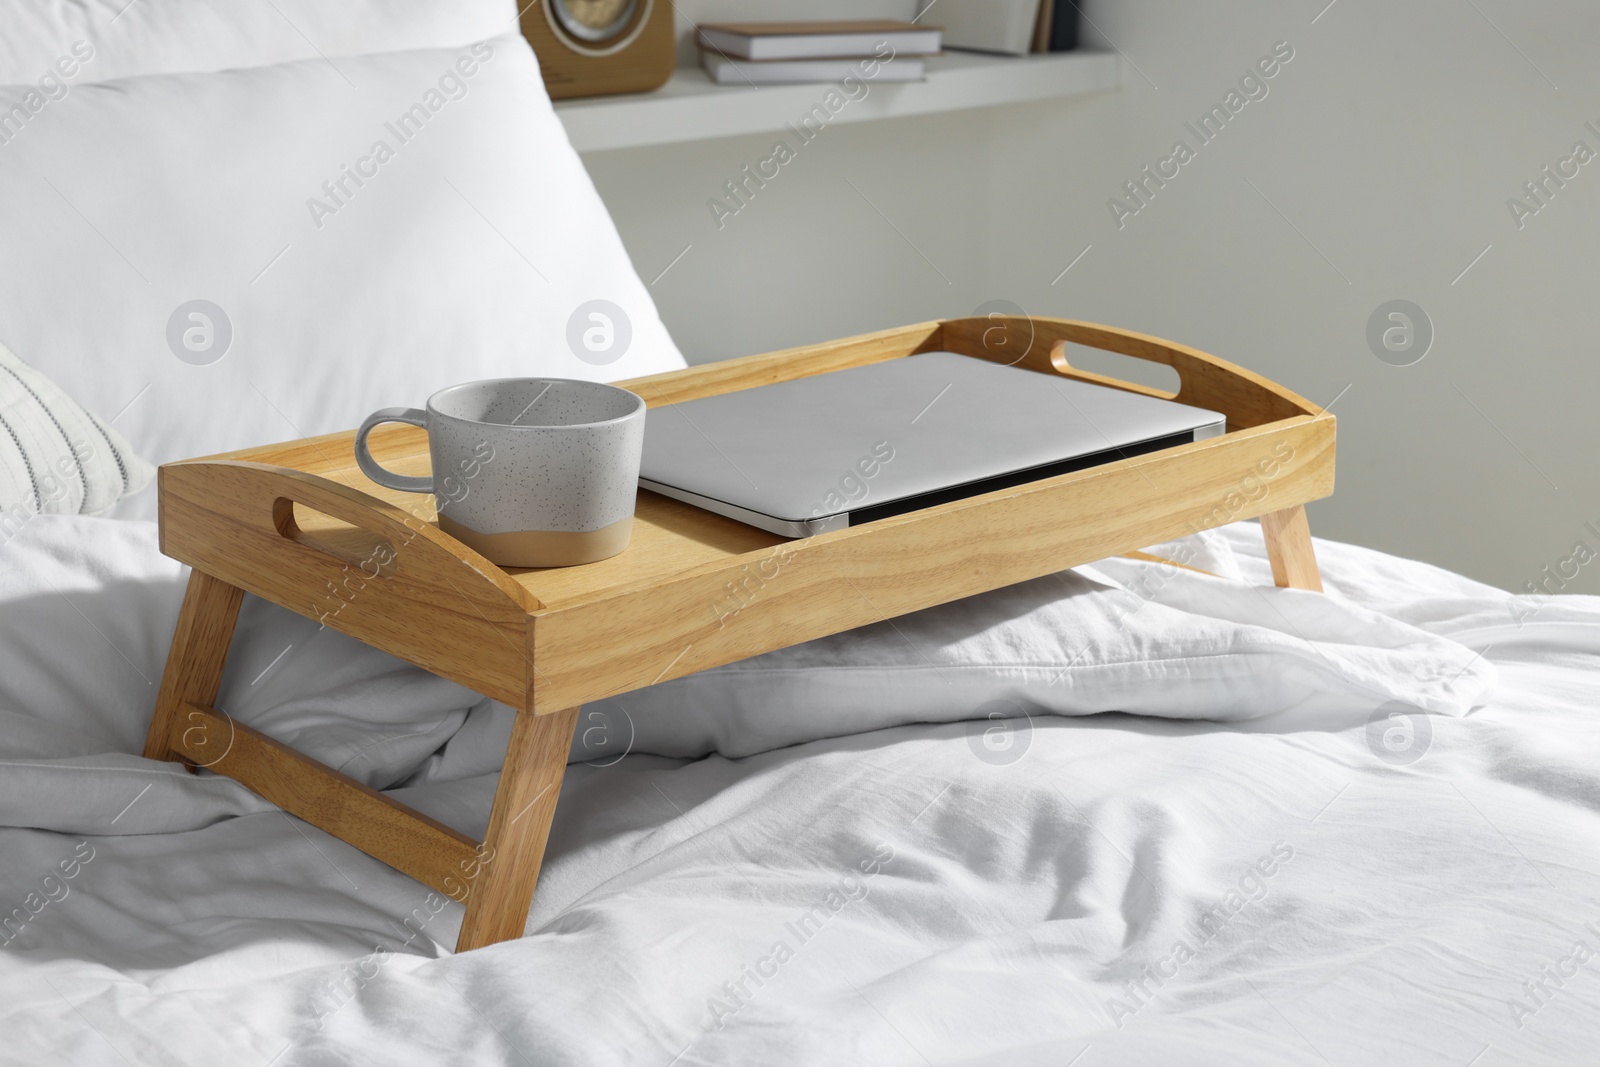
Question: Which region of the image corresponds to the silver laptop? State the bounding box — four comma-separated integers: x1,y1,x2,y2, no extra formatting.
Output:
638,351,1225,537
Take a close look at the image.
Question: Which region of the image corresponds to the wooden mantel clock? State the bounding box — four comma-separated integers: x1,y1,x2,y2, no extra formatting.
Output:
521,0,676,100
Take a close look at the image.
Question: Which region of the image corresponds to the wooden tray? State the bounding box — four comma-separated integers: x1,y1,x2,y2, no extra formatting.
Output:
142,316,1334,952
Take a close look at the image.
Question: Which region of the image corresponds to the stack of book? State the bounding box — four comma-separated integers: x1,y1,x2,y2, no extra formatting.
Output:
695,20,943,85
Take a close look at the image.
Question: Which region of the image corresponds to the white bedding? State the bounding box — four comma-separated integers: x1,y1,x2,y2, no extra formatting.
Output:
4,519,1599,1065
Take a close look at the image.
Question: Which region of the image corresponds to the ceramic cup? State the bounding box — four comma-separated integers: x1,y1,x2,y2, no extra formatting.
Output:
354,378,646,568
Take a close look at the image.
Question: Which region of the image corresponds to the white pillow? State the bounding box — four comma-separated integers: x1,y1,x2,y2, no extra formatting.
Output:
0,34,685,519
0,0,518,85
0,339,152,521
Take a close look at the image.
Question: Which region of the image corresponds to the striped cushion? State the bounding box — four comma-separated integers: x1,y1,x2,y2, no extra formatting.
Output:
0,340,153,520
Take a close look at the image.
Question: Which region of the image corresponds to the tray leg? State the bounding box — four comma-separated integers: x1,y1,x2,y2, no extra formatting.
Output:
1260,505,1324,592
455,705,581,953
144,571,246,763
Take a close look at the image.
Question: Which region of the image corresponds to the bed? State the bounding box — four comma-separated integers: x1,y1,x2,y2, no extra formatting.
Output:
3,4,1599,1065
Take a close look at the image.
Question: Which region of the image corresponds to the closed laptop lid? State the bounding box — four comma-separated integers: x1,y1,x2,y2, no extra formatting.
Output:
639,351,1225,525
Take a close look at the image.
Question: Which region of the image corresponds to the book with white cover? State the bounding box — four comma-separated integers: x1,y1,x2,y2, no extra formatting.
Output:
702,53,926,85
935,0,1040,56
696,20,942,61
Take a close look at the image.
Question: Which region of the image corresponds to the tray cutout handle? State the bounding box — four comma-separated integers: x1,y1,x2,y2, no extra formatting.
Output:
942,316,1319,428
1048,341,1181,399
273,497,400,578
160,460,541,613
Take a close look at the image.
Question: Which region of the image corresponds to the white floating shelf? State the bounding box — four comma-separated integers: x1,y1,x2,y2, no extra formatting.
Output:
555,50,1119,152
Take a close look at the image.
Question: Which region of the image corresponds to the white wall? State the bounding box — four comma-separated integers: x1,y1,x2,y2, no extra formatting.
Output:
581,0,1600,595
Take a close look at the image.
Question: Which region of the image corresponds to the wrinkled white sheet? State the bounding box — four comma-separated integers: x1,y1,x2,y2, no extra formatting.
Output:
3,519,1599,1065
0,515,1496,837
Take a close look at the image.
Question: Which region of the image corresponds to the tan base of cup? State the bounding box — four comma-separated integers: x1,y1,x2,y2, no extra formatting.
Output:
438,515,633,569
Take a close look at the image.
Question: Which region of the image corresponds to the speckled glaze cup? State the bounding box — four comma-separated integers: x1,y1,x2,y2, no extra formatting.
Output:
354,378,645,568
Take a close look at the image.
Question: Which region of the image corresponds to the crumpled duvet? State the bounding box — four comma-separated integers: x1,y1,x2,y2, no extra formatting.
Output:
3,516,1597,1065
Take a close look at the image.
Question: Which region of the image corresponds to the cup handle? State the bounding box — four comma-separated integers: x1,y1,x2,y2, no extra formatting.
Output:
354,408,434,494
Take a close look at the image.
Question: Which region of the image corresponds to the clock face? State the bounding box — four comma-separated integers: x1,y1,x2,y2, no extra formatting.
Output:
550,0,638,43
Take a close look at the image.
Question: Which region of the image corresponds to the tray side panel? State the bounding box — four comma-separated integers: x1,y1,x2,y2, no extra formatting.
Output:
160,461,533,709
530,415,1334,710
941,316,1318,428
